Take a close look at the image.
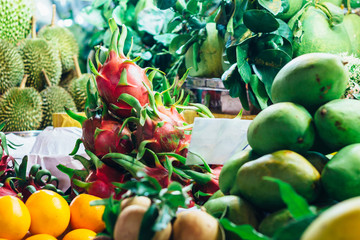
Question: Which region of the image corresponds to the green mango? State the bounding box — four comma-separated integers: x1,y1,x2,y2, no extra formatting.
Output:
318,0,342,6
288,4,352,57
208,190,225,201
314,99,360,151
247,102,315,155
259,209,294,237
321,143,360,201
343,14,360,57
185,23,225,78
219,149,255,194
204,195,259,239
303,151,329,173
230,150,321,212
271,53,348,113
277,0,305,21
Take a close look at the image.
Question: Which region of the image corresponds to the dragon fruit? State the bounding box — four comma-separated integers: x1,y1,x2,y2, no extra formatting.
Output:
91,21,151,118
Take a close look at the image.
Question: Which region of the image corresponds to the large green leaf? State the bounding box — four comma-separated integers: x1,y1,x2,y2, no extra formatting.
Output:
274,19,293,42
243,10,279,33
154,34,178,47
227,0,248,34
258,0,282,15
200,0,222,16
236,45,252,84
155,0,177,9
137,8,174,35
139,204,158,240
220,219,271,240
169,34,192,54
186,0,199,14
249,75,269,109
254,34,292,57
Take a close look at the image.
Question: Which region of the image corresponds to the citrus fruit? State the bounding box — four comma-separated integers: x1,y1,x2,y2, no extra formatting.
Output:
25,234,57,240
69,194,105,233
0,195,31,240
62,229,96,240
25,190,70,237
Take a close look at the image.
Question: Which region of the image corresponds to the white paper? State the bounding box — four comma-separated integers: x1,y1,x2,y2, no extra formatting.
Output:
186,118,251,165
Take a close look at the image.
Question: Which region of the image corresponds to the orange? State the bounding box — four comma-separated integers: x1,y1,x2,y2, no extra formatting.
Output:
62,229,96,240
25,234,57,240
0,195,31,240
25,190,70,237
69,194,105,233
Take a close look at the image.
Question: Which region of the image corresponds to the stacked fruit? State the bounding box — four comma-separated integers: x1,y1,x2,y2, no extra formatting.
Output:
213,52,360,239
0,1,88,132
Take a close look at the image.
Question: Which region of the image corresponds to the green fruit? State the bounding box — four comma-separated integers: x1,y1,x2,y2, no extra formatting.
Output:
277,0,305,21
0,0,33,44
207,190,224,201
247,102,315,155
219,149,255,194
259,209,294,237
18,39,62,91
271,53,348,112
301,196,360,240
185,23,224,78
40,86,77,129
68,73,91,112
38,26,79,73
0,39,24,94
343,0,360,8
204,195,259,239
321,143,360,201
231,150,320,211
314,99,360,151
318,0,342,6
288,5,352,57
0,86,42,131
343,14,360,58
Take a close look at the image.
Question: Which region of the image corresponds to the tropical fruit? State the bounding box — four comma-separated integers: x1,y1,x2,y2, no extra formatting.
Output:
38,6,79,73
314,99,360,151
321,143,360,201
40,85,76,129
0,195,31,240
303,151,329,173
247,102,315,155
62,229,96,240
301,196,360,240
288,4,352,57
0,76,42,131
231,150,320,211
0,0,34,44
185,23,225,78
343,14,360,58
0,39,24,94
258,209,294,237
25,234,57,240
219,149,255,194
277,0,304,21
271,53,348,112
172,210,221,240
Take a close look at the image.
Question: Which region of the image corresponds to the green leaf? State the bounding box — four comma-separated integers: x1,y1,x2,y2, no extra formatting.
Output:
273,215,317,240
258,0,282,15
155,0,177,9
236,45,252,84
139,204,158,240
200,0,222,16
112,6,123,25
220,219,271,240
248,75,269,109
154,34,178,47
161,182,189,209
186,0,199,14
243,10,279,33
169,34,192,55
264,177,315,220
274,19,293,42
137,9,173,35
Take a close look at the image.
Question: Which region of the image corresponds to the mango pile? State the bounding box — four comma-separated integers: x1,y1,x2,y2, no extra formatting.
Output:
214,52,360,239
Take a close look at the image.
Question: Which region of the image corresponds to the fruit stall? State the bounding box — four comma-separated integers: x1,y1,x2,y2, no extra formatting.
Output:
1,0,360,239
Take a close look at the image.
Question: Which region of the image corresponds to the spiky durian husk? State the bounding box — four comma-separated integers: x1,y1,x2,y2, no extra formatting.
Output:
0,87,42,131
68,73,91,112
0,39,24,94
38,26,79,73
40,85,76,128
0,0,33,44
18,38,62,91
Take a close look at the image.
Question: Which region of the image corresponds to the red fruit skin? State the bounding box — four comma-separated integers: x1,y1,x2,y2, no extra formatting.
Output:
96,51,151,118
0,185,18,197
144,165,170,188
82,116,134,158
193,165,223,204
86,180,114,199
0,154,15,182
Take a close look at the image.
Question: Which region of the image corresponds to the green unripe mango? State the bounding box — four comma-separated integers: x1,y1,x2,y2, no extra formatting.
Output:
247,102,315,155
288,5,352,57
231,150,320,212
259,209,294,237
321,143,360,201
208,190,225,201
271,53,348,113
219,149,255,194
314,99,360,151
343,14,360,58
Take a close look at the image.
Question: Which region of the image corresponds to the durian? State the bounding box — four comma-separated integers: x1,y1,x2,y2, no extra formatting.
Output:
0,75,42,132
0,39,24,94
40,72,77,129
38,5,79,73
68,56,91,112
0,0,34,44
18,17,62,91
